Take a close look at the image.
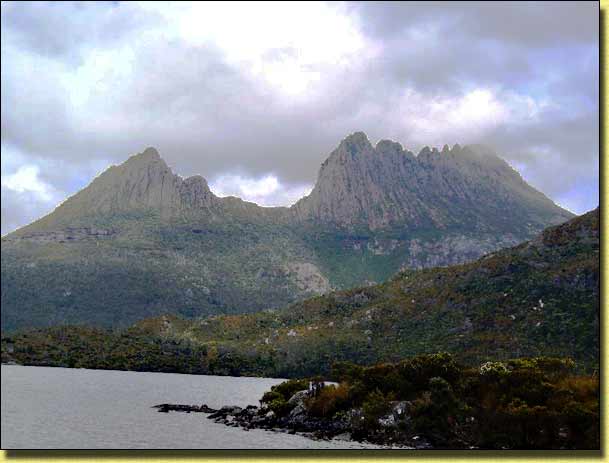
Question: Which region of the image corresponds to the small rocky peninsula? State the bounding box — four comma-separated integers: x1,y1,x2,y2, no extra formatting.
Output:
153,381,426,449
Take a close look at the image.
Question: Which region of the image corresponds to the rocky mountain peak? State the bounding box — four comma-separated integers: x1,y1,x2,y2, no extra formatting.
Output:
140,146,161,159
375,139,405,156
293,132,573,231
123,146,165,168
183,174,208,187
418,146,433,157
336,131,374,157
341,131,371,145
46,148,218,220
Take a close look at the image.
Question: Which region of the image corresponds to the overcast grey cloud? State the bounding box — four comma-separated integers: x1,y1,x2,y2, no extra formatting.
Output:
1,1,599,235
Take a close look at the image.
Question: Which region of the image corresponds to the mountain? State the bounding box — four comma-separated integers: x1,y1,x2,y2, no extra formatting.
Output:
1,133,573,332
2,208,598,376
12,147,288,225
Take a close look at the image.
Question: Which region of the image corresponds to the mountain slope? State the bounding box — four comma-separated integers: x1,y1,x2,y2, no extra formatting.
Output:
142,208,598,376
1,133,573,332
2,208,598,375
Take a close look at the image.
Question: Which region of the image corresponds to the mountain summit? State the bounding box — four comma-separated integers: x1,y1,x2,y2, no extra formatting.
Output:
293,133,570,232
43,147,218,220
2,133,573,332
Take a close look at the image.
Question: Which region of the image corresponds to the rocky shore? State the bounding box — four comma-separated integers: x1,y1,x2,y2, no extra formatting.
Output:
153,389,429,449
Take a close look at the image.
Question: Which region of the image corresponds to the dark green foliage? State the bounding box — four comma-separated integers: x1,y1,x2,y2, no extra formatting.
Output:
1,322,270,377
410,377,465,441
264,353,599,449
467,358,600,449
361,389,395,429
259,378,309,416
264,378,309,402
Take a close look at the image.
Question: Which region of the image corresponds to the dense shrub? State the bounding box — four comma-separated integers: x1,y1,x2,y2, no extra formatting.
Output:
306,383,350,418
410,377,466,442
268,378,310,401
260,378,310,416
268,353,599,449
361,389,395,429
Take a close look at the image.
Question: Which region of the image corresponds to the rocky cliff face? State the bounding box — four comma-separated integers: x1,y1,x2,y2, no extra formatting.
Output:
292,132,571,232
292,133,421,229
47,147,219,220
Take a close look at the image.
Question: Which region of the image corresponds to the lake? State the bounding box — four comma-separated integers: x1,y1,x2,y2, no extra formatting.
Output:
1,365,381,449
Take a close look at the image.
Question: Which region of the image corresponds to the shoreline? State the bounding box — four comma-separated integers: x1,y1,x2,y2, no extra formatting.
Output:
153,403,415,449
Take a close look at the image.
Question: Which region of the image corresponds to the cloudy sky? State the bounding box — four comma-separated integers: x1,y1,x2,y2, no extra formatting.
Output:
1,1,599,235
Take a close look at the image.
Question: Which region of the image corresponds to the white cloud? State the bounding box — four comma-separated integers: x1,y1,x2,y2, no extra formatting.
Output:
1,164,55,201
0,158,64,235
210,173,311,207
136,1,365,96
395,87,553,147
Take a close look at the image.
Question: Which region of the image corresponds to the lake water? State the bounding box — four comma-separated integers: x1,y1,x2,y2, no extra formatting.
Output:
1,365,381,449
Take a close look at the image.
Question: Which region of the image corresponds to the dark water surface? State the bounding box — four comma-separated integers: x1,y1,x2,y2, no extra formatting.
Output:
1,365,380,449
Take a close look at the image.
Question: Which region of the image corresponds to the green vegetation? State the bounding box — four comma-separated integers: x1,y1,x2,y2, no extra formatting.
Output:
266,353,599,449
1,324,212,374
1,212,518,332
2,209,599,378
260,378,311,415
1,214,315,332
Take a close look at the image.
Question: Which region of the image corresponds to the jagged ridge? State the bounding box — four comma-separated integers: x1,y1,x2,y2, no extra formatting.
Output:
293,132,571,232
9,133,572,235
